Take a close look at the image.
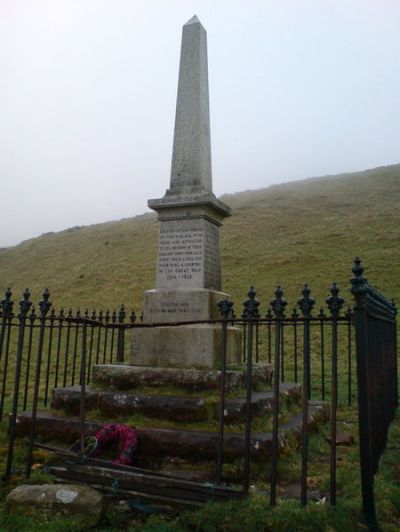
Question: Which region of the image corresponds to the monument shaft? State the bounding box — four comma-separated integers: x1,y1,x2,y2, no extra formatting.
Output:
169,15,212,194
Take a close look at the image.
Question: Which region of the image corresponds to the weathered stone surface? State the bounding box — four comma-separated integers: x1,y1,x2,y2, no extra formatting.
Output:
6,483,106,528
223,383,302,423
53,386,209,421
93,364,240,390
142,288,228,322
92,363,272,391
51,381,296,424
51,386,98,414
154,218,224,291
327,431,355,446
169,15,212,195
283,401,330,439
281,482,323,502
132,324,242,369
15,412,102,443
16,402,327,462
251,363,274,387
99,392,209,422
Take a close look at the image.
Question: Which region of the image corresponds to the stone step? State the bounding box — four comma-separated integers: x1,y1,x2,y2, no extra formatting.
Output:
15,402,328,463
92,363,273,392
51,383,302,423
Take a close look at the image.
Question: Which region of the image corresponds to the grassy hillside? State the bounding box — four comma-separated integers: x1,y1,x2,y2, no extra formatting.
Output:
0,164,399,313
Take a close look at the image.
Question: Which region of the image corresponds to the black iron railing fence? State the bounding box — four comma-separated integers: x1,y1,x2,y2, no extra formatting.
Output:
351,258,397,526
0,258,397,527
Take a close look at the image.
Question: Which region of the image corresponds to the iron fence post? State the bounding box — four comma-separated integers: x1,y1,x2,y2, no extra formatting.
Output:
4,289,32,480
345,307,353,406
117,305,126,363
25,289,51,478
23,305,37,411
215,299,234,485
44,308,56,406
270,286,287,505
242,287,260,493
292,307,299,383
318,307,326,401
298,284,315,506
326,283,344,506
392,300,398,408
0,290,14,422
351,258,377,527
80,319,88,455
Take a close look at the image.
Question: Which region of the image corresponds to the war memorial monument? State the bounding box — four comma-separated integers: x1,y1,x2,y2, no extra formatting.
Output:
132,15,241,370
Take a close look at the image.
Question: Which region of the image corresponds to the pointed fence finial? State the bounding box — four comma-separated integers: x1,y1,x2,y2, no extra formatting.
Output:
326,282,345,318
270,286,287,319
18,288,32,319
242,287,260,319
217,299,234,319
39,289,51,318
1,288,14,318
297,284,315,318
118,305,126,324
350,257,368,298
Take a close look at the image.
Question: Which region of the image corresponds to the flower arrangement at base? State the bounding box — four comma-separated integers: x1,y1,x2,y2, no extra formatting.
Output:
92,423,138,466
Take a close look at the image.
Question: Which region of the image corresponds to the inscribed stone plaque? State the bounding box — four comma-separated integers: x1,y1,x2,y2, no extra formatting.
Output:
156,218,221,290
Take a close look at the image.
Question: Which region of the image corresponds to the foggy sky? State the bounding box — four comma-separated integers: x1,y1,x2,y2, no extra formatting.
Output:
1,0,399,247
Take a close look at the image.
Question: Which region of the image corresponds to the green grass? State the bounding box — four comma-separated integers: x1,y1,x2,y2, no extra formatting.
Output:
0,164,399,312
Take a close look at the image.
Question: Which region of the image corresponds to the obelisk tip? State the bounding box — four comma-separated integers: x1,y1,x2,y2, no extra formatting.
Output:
184,15,201,26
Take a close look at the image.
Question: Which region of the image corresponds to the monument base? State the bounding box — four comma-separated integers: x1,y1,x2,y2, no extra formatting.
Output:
132,288,242,369
131,324,242,369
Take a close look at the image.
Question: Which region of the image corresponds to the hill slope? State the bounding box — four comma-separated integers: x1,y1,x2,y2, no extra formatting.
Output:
1,164,399,313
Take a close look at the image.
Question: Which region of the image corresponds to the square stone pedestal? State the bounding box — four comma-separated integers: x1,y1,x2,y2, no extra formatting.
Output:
131,288,242,369
131,324,241,369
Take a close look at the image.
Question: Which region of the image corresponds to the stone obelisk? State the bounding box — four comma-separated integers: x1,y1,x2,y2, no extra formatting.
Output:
132,16,241,369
